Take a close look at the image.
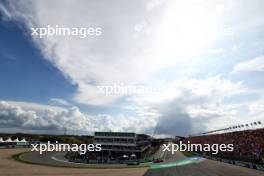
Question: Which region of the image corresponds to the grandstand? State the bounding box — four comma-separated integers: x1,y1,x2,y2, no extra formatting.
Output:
66,132,152,164
94,132,151,159
184,128,264,165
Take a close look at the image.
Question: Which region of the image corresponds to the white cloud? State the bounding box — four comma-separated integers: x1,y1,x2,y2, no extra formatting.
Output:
232,55,264,73
249,101,264,115
0,101,155,134
1,1,264,136
0,3,11,19
0,78,259,136
1,0,157,106
132,76,246,106
6,100,65,112
129,76,248,135
49,98,71,107
0,0,232,106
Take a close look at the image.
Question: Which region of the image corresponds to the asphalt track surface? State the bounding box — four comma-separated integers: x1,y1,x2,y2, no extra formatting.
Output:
20,150,149,168
0,148,147,176
144,150,264,176
2,148,264,176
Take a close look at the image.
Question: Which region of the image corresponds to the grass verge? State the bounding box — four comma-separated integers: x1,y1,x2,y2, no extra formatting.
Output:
181,151,197,157
12,151,150,169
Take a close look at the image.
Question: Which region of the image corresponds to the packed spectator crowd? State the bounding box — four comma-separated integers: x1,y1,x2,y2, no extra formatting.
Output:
185,128,264,164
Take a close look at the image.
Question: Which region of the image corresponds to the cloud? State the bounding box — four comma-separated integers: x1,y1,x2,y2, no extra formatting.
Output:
248,100,264,116
0,0,231,106
132,76,246,106
6,100,65,112
0,3,11,19
0,101,156,134
0,102,49,130
0,0,157,106
49,98,71,107
130,76,248,135
1,1,264,136
155,109,195,137
232,55,264,73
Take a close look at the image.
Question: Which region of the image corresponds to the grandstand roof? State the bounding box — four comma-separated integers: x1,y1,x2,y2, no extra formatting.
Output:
13,138,19,142
0,137,28,143
5,138,12,142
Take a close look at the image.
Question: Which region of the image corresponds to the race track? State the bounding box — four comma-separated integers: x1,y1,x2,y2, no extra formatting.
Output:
0,148,147,176
1,148,264,176
144,150,264,176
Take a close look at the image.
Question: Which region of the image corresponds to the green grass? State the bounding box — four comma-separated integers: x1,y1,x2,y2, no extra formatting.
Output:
12,151,150,169
13,151,29,162
12,151,47,166
181,151,197,157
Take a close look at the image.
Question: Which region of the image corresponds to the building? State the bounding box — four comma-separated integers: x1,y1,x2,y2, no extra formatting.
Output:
93,132,151,160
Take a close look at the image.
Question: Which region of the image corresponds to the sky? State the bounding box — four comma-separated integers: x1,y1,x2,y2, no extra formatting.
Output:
0,0,264,136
